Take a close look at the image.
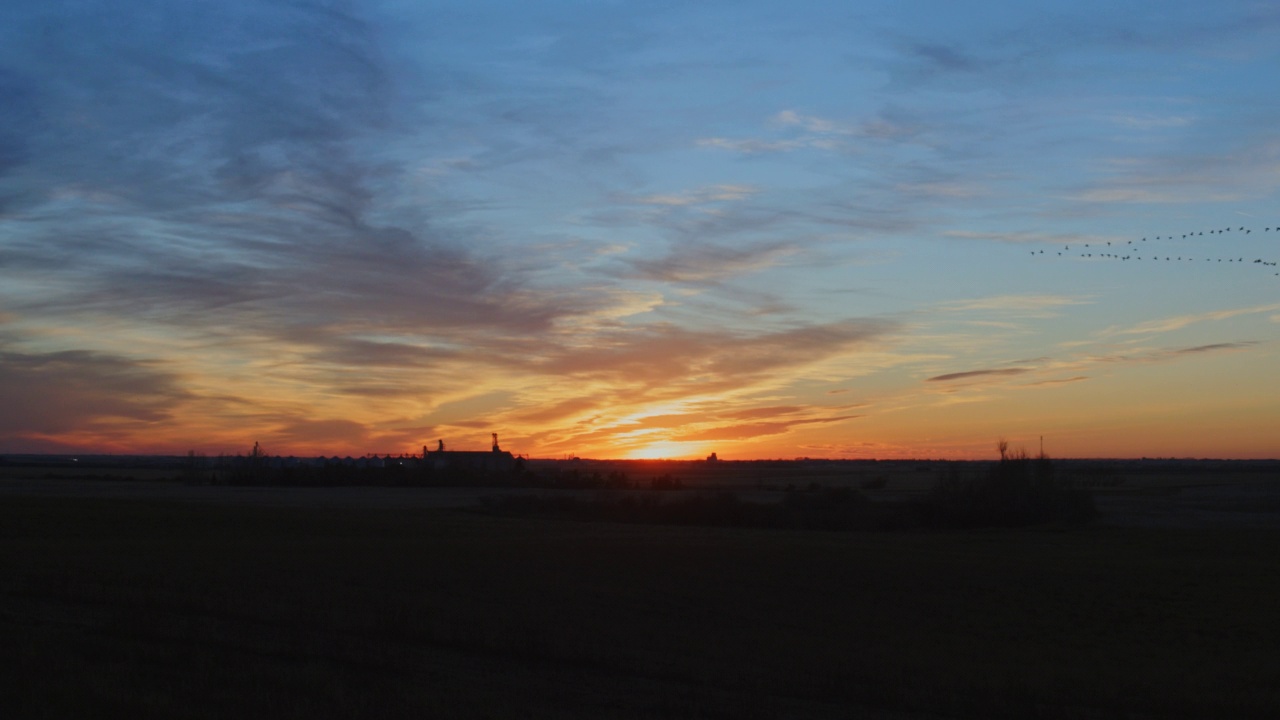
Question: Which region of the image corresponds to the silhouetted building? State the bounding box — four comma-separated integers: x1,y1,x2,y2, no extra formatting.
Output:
424,438,516,476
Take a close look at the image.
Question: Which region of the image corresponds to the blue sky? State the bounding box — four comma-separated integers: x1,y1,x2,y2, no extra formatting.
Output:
2,0,1279,458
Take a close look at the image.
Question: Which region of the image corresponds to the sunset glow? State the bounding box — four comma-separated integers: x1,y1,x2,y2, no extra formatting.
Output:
2,1,1279,460
623,442,711,462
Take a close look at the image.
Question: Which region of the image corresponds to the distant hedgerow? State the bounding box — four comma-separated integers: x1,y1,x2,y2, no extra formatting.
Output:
918,452,1095,529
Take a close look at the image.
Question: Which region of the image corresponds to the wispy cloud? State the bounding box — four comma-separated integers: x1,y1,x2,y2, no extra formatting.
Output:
943,230,1119,246
534,318,900,391
895,181,986,200
628,184,758,207
920,338,1260,392
907,43,989,74
1102,304,1280,336
1021,375,1089,387
625,242,799,283
1072,145,1280,205
1077,341,1260,368
1170,342,1257,355
676,414,859,442
698,109,920,155
940,295,1091,314
925,367,1033,383
0,348,191,449
1046,341,1260,374
1107,114,1194,130
696,137,811,154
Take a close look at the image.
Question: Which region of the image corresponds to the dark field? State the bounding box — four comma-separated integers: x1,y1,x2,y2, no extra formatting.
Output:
2,460,1280,718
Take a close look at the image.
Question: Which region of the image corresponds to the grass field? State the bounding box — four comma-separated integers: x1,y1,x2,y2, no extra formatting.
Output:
3,495,1279,718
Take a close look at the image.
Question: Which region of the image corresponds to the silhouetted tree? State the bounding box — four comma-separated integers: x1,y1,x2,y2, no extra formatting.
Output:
920,446,1093,528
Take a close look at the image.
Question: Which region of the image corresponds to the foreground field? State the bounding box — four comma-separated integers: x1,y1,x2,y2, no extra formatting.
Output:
3,496,1279,718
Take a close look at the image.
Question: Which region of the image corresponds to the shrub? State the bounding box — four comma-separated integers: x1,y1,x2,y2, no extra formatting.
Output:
918,454,1095,529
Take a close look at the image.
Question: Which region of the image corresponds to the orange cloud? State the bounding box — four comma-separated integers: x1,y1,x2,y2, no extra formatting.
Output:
926,368,1032,382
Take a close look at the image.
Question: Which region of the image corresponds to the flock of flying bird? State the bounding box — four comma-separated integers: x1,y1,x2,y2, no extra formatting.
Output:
1029,225,1279,277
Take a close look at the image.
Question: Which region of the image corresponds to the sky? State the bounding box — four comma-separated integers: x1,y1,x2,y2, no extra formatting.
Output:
2,0,1279,460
